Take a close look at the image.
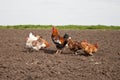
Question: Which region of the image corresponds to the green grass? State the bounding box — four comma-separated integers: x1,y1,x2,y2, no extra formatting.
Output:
0,25,120,30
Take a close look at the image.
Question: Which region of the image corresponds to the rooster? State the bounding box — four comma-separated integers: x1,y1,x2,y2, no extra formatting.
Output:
80,40,98,55
26,32,50,52
51,26,69,54
67,37,82,54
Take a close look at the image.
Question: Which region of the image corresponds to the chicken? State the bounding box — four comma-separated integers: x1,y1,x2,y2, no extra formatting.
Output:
80,40,98,55
67,37,82,54
25,32,38,50
51,26,69,54
26,32,50,52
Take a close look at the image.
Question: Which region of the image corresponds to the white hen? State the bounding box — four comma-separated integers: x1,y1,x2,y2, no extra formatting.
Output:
25,32,50,52
26,32,39,49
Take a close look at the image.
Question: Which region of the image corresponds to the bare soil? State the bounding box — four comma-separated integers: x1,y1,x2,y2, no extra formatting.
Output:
0,29,120,80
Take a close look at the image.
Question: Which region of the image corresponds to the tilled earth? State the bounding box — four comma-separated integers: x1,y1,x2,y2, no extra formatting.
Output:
0,29,120,80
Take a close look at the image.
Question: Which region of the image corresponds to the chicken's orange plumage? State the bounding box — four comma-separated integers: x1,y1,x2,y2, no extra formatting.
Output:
80,40,98,55
52,26,59,36
39,37,50,48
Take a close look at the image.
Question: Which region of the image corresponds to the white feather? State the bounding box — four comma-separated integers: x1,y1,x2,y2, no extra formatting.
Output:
29,32,38,41
26,32,47,51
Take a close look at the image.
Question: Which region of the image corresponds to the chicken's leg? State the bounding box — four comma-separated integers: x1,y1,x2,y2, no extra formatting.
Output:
56,49,62,54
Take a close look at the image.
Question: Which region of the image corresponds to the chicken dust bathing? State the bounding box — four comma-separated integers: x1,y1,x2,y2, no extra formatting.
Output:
0,29,120,80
